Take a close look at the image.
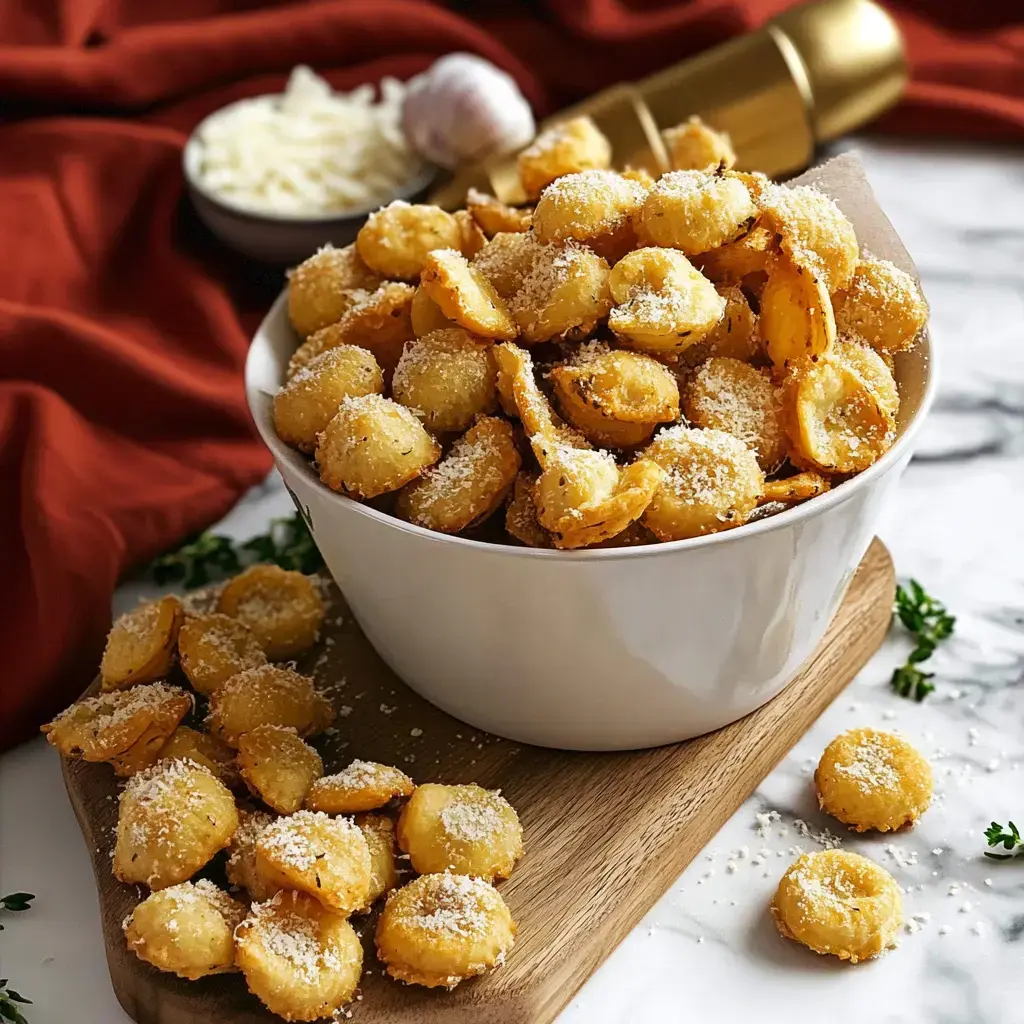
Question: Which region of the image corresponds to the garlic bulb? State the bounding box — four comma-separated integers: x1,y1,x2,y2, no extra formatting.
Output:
402,53,535,169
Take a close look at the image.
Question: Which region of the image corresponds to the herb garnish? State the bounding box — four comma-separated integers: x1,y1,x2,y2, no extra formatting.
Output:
984,821,1023,860
0,892,35,1023
0,893,34,928
0,982,31,1024
147,512,322,588
890,580,955,701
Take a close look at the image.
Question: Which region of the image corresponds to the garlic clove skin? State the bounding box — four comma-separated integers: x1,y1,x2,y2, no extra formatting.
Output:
402,53,535,170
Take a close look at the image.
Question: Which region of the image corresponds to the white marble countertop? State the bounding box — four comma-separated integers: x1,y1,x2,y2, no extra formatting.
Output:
2,139,1021,1024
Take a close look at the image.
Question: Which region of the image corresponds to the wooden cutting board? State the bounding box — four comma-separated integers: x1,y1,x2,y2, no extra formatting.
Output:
63,538,894,1024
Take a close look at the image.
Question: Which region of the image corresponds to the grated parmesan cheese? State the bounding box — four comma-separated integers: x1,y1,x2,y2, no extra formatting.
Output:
192,66,425,216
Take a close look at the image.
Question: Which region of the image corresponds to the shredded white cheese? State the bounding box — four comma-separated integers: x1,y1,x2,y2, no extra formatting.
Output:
192,66,425,216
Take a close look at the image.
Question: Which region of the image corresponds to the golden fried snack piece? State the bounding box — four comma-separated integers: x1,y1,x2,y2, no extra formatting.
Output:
683,357,786,471
316,394,441,500
356,200,462,279
517,116,612,198
834,257,928,354
696,285,761,364
771,850,902,963
761,471,831,505
636,170,758,256
510,240,612,344
217,564,325,661
642,425,764,541
207,664,333,748
782,355,895,474
505,472,552,548
454,208,487,258
693,224,775,287
834,339,899,420
392,328,497,434
235,890,363,1022
550,344,680,448
178,613,267,697
274,345,384,453
287,244,382,338
410,283,457,337
397,783,523,880
533,170,647,263
761,256,837,370
255,810,372,914
397,416,521,534
159,725,239,787
306,759,415,814
466,188,533,237
421,248,518,341
377,872,515,989
493,341,589,448
124,880,246,980
42,682,192,768
226,810,279,902
355,813,400,910
100,596,183,692
113,758,239,890
287,282,415,382
608,247,725,357
662,116,736,171
472,231,542,300
758,182,859,292
237,724,324,815
815,728,933,832
621,166,656,188
535,444,664,550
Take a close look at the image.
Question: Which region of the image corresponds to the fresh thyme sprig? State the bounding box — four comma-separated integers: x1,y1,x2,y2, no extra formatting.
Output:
984,821,1023,860
0,893,34,928
890,579,955,701
0,983,31,1024
0,892,35,1023
146,512,323,588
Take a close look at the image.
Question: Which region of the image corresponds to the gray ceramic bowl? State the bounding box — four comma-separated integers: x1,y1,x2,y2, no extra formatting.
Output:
182,99,437,265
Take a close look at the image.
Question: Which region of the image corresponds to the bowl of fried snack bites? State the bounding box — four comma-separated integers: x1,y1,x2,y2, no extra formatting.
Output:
247,116,935,750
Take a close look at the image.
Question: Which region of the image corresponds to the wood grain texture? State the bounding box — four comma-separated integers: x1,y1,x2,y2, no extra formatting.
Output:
62,538,894,1024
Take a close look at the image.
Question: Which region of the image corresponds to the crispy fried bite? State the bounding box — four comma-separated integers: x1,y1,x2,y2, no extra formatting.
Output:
815,728,933,832
177,613,267,697
124,880,245,980
376,873,516,989
396,416,521,534
397,783,523,881
305,760,414,814
42,683,191,771
113,758,239,890
235,889,363,1021
254,810,372,914
287,244,382,338
771,850,902,963
517,116,612,198
356,200,462,279
207,664,333,748
315,394,441,499
237,724,324,814
217,565,325,661
100,596,183,692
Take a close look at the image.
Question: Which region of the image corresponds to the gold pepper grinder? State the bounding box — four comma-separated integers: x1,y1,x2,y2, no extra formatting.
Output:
431,0,906,206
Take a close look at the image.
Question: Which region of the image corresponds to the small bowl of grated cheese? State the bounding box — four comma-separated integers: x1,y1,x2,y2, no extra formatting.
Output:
183,66,436,264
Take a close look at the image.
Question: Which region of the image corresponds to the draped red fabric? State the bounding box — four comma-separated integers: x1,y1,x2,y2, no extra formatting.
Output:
1,0,1021,749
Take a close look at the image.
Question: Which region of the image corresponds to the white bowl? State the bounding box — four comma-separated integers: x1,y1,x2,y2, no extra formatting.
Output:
246,290,935,750
182,100,437,265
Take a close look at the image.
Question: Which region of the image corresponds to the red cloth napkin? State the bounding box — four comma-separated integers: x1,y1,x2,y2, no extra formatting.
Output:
2,0,1022,750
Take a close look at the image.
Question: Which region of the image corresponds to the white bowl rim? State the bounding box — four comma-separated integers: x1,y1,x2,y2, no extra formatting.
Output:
247,289,938,562
181,93,437,226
